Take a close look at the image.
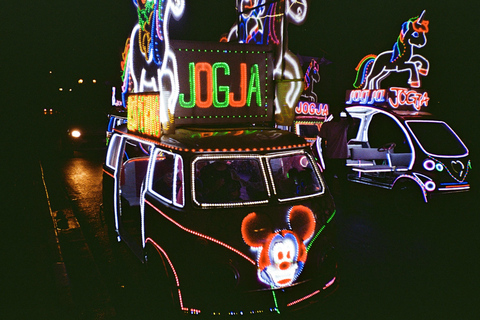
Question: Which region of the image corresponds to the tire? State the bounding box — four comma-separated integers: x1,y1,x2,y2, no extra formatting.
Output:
393,179,426,216
143,244,180,319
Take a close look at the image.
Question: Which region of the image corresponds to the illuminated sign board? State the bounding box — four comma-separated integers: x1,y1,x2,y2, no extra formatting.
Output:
127,93,161,137
172,41,275,126
346,87,430,111
295,101,329,117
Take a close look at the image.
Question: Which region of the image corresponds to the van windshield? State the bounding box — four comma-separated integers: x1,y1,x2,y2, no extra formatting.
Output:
268,153,323,200
406,120,468,156
194,158,268,205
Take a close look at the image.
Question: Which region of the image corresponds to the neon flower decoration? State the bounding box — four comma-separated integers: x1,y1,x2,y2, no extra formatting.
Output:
353,10,429,90
241,205,316,288
222,0,309,126
300,59,321,103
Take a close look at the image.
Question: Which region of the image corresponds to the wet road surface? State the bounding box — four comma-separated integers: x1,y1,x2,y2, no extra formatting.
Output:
2,134,479,319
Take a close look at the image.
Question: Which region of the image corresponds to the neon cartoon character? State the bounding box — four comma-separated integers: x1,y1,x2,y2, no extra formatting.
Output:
300,59,321,102
222,0,309,126
354,10,429,90
123,0,185,132
241,205,316,288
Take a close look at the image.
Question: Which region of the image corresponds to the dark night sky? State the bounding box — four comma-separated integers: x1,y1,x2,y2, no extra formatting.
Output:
2,1,479,151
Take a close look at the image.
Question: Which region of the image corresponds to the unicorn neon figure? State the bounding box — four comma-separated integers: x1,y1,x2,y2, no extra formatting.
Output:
353,10,429,90
222,0,309,126
300,59,320,102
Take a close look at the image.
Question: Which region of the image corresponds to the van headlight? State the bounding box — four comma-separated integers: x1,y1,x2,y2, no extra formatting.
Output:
70,129,81,138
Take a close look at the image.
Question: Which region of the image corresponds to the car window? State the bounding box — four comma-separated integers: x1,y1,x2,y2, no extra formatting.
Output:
151,152,176,202
106,134,122,169
367,113,411,153
268,152,323,200
406,120,468,156
194,157,268,205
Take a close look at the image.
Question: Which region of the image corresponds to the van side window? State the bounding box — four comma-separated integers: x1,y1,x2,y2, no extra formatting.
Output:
174,156,184,207
152,152,175,202
119,138,151,207
106,134,122,169
368,113,411,153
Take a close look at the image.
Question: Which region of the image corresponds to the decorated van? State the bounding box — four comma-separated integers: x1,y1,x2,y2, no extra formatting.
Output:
316,10,471,209
103,1,337,316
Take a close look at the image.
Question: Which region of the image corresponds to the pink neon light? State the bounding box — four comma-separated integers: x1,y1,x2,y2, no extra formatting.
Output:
286,276,336,307
146,237,202,315
287,290,320,307
145,200,256,265
323,277,336,290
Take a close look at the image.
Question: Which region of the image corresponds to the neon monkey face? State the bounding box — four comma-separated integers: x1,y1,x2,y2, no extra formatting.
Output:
241,205,316,288
263,232,299,287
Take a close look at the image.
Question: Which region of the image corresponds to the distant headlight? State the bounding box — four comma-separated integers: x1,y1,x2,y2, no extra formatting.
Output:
71,130,81,138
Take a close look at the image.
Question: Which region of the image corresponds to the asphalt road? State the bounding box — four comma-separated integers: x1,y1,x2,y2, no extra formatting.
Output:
2,133,479,319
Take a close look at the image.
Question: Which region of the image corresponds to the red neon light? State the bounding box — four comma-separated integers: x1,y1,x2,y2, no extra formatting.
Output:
103,169,114,178
145,237,201,315
195,62,213,108
230,63,247,107
145,200,256,265
388,87,429,110
287,290,320,307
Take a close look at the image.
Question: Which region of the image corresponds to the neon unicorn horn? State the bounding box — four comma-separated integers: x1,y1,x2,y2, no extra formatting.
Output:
416,10,426,27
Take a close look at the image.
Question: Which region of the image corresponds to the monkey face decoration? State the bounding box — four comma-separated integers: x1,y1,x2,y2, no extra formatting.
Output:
241,205,316,288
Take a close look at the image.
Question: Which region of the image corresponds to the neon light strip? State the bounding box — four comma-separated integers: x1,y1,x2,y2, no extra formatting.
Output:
428,156,470,183
287,290,320,307
346,106,416,169
393,174,428,202
114,128,309,153
145,200,256,265
265,150,326,201
286,276,337,307
103,169,114,179
440,182,470,186
405,120,469,158
270,285,281,315
145,237,201,314
305,210,336,253
438,185,470,191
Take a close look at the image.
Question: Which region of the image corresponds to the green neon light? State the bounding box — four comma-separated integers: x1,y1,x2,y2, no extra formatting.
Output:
247,64,261,107
179,62,264,109
178,62,196,108
306,210,336,252
212,62,230,108
270,285,281,314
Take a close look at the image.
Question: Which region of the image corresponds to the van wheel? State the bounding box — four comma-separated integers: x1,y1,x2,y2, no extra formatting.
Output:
393,179,425,216
144,245,179,319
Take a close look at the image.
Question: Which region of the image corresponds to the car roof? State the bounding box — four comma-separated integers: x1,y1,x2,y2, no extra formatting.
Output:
156,127,309,153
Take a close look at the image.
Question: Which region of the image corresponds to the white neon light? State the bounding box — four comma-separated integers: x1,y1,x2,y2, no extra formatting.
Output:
191,154,271,208
346,106,416,169
158,0,185,129
264,150,326,202
423,159,435,171
424,180,436,192
123,0,185,132
405,120,469,158
356,11,429,90
223,0,308,126
107,134,155,243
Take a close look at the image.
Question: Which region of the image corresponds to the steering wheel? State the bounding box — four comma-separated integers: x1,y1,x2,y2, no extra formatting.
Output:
377,142,396,152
